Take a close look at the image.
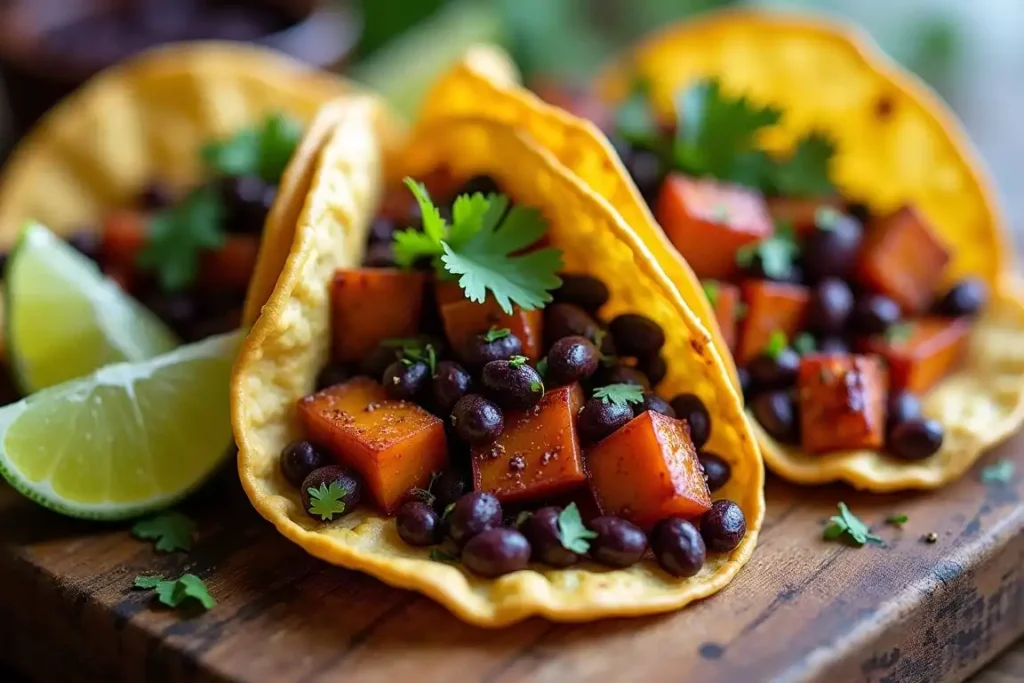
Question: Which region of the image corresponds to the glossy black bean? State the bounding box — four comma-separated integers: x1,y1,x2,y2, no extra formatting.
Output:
446,491,503,548
546,336,600,385
461,331,523,368
886,390,922,432
381,360,430,400
609,313,665,358
850,294,901,335
642,354,668,388
588,516,647,568
746,348,800,391
432,361,473,414
698,452,731,493
634,392,675,419
934,278,987,317
668,393,711,449
806,278,854,335
396,502,442,546
432,469,469,511
888,418,943,460
300,466,362,521
450,394,504,444
700,500,746,552
750,391,799,444
553,274,610,313
801,212,862,282
481,360,544,410
544,303,601,347
651,517,706,578
461,528,531,577
596,365,651,391
279,440,328,488
519,507,580,567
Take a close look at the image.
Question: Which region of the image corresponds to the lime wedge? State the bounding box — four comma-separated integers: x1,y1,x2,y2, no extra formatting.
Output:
5,223,178,393
351,0,504,118
0,331,240,520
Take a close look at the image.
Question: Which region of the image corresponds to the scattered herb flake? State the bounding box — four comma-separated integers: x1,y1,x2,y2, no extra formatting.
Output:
886,514,909,527
402,343,437,375
133,573,215,611
131,512,196,553
981,460,1014,484
823,502,883,547
770,133,836,197
614,75,660,148
136,185,225,291
814,206,843,231
133,575,165,590
702,281,719,305
306,481,350,521
536,356,549,379
764,330,788,359
483,327,512,342
594,383,645,407
557,503,598,554
884,323,914,344
442,502,456,522
429,548,460,564
792,332,816,355
201,112,302,183
508,355,529,368
515,511,533,527
530,380,544,393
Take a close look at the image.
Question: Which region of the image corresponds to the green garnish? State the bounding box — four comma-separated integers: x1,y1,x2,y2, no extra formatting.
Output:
429,548,459,564
483,327,512,342
515,511,533,527
614,75,660,148
702,281,719,305
306,481,351,521
508,355,529,368
536,356,549,378
401,343,437,375
131,512,196,553
823,502,883,547
133,573,215,611
594,383,644,407
814,206,843,231
886,514,909,526
792,332,816,355
530,380,544,393
393,179,563,314
770,133,836,197
981,460,1014,484
136,185,225,291
884,323,914,344
201,112,302,183
735,230,799,281
764,330,788,359
557,502,598,554
442,502,456,522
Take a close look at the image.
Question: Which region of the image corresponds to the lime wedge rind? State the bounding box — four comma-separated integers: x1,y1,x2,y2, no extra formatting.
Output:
0,331,241,521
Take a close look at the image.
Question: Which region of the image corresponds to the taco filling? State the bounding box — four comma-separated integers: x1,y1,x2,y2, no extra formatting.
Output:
280,174,747,577
596,76,989,463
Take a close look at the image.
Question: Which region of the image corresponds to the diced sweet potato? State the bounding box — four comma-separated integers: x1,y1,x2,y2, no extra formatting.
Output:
441,298,543,361
433,279,465,307
331,268,426,363
471,384,586,504
100,210,147,272
857,317,970,393
297,377,448,513
703,280,740,353
797,354,887,453
586,410,711,529
766,196,844,234
655,173,773,280
855,206,951,314
199,235,259,291
737,281,810,364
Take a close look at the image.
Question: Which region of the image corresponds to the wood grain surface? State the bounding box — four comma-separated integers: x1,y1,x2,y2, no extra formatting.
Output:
0,428,1021,683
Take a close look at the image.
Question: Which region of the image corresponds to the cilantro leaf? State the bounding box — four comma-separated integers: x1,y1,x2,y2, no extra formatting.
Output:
823,502,883,546
402,343,437,375
133,573,215,611
508,355,529,368
136,185,225,291
483,327,512,343
981,460,1014,484
886,514,909,526
133,575,165,589
392,178,449,267
885,323,914,344
557,502,598,554
764,330,788,358
769,133,836,197
614,75,660,148
815,206,843,231
450,192,505,249
735,229,799,280
131,512,196,553
594,383,644,407
536,356,549,378
201,113,302,183
702,281,719,305
307,482,351,521
792,332,816,355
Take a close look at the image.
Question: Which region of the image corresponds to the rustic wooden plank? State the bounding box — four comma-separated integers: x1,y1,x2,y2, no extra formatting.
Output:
0,432,1022,683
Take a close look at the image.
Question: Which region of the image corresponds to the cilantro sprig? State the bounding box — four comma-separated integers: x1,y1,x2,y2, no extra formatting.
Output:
981,460,1014,484
201,112,302,183
614,75,660,148
557,503,598,554
483,327,512,343
393,179,563,314
735,222,800,281
131,512,196,553
307,481,351,521
764,330,788,358
594,383,644,407
133,573,215,611
792,332,816,355
136,185,225,291
823,503,883,547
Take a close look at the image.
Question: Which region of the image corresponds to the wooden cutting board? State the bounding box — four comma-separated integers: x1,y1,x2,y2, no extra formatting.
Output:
0,430,1021,683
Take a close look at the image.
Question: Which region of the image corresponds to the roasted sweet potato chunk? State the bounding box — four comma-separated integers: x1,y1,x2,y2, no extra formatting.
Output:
858,317,970,393
441,298,543,361
200,235,259,291
101,210,147,272
471,384,586,504
703,280,740,353
855,206,951,314
655,173,773,280
797,354,887,453
297,377,448,513
586,410,711,529
433,278,466,307
766,196,844,234
737,281,810,364
331,268,426,363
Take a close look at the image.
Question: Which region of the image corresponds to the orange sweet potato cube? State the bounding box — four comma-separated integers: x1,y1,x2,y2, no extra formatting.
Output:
766,196,845,235
101,210,147,272
586,411,712,529
297,377,448,514
857,317,970,393
855,206,951,314
797,354,888,454
703,280,741,353
441,298,543,361
737,281,810,364
655,173,773,280
471,384,587,504
331,268,426,363
433,278,466,307
200,235,259,291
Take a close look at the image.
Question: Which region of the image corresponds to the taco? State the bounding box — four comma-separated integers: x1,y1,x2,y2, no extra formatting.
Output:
231,92,764,626
0,42,350,375
414,12,1024,491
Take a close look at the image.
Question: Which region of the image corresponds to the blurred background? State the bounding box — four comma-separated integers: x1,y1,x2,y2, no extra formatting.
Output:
1,0,1022,241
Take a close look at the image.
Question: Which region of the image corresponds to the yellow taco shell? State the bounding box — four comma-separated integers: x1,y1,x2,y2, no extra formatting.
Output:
231,96,764,626
592,9,1024,490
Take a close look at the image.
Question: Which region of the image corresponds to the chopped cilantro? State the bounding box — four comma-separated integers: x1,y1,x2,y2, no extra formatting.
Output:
201,112,302,183
823,502,883,546
401,343,437,374
614,75,660,149
429,548,459,564
702,281,719,305
769,133,836,197
393,178,563,314
594,383,644,407
735,230,799,281
131,512,196,553
557,503,598,554
981,460,1014,484
133,573,215,611
483,327,512,343
764,330,788,358
442,502,456,522
886,514,909,526
884,323,914,344
814,206,843,231
792,332,816,355
136,185,225,291
530,379,544,393
536,356,549,378
306,481,351,521
508,355,529,368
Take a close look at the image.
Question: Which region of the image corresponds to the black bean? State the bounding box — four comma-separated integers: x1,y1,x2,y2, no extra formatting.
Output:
588,516,647,568
315,363,351,391
396,502,442,546
886,390,922,432
818,336,850,354
450,394,503,444
300,466,362,521
432,361,473,414
850,294,901,335
698,452,731,492
801,212,862,282
461,330,523,368
363,242,398,268
481,359,544,410
642,354,668,388
700,500,746,552
137,179,175,210
279,440,328,488
934,278,987,317
596,365,651,390
750,391,799,444
577,396,633,445
553,274,610,313
461,528,531,577
446,491,503,547
358,344,401,379
519,507,580,567
545,303,600,347
546,336,600,385
888,418,943,460
651,517,706,578
634,392,675,419
622,147,666,202
368,216,397,243
456,174,501,197
432,469,469,511
746,349,800,391
669,393,711,449
609,313,665,358
806,278,854,335
382,360,430,400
